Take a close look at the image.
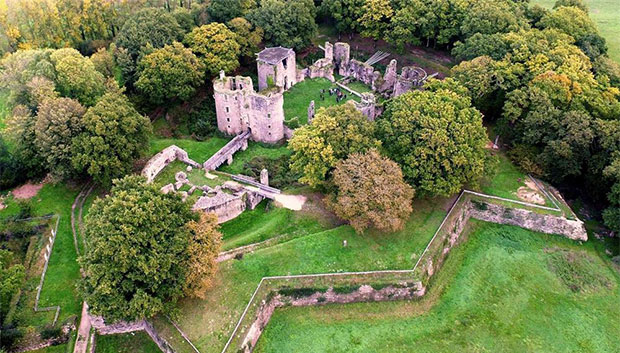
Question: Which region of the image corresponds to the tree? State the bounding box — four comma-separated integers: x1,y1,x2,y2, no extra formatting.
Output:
183,23,240,76
184,213,222,299
227,17,263,59
79,175,195,322
136,42,205,104
207,0,254,23
357,0,393,42
460,0,528,39
0,136,26,190
5,105,46,178
539,6,598,42
115,8,183,60
54,54,105,106
289,104,380,188
247,0,317,50
329,149,414,233
377,80,487,196
90,46,116,78
34,97,85,179
602,155,620,235
72,91,151,185
320,0,364,35
553,0,588,12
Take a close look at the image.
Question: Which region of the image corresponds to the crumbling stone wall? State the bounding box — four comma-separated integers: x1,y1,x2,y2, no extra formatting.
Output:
257,49,297,91
89,316,175,353
142,145,200,183
350,93,382,121
333,42,351,76
213,74,285,143
469,201,588,241
192,184,265,223
240,283,425,352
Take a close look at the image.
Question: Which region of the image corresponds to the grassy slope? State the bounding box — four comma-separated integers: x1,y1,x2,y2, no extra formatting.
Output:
173,199,447,353
95,332,161,353
0,184,82,325
219,201,329,251
148,136,229,161
283,78,359,125
218,141,291,175
532,0,620,62
255,221,620,353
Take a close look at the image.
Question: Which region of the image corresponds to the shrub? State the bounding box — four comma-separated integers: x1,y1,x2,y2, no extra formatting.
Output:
40,325,62,340
241,155,299,189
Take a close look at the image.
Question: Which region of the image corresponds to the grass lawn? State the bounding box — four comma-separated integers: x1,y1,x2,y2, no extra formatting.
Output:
283,78,359,125
148,136,229,161
29,344,69,353
532,0,620,63
0,183,82,326
219,200,330,251
170,199,447,353
96,332,161,353
218,141,291,175
153,161,230,189
343,80,373,94
255,221,620,353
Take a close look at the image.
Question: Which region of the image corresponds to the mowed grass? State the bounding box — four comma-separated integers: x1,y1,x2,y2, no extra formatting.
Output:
255,221,620,353
171,199,447,353
283,78,359,125
0,183,82,324
219,201,329,251
148,136,229,161
532,0,620,62
96,332,161,353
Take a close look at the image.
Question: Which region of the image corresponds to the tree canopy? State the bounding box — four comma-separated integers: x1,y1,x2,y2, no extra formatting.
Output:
136,42,205,104
289,104,380,188
79,175,196,322
115,8,183,60
377,80,487,196
329,149,414,233
247,0,317,50
184,23,241,76
71,91,151,185
34,97,86,179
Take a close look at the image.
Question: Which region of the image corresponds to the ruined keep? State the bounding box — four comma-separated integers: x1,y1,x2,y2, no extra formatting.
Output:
213,72,285,144
257,47,298,91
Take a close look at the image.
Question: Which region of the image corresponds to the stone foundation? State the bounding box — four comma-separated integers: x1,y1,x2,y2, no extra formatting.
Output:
142,145,201,183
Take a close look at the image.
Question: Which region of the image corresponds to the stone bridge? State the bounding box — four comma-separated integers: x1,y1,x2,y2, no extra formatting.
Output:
203,131,251,170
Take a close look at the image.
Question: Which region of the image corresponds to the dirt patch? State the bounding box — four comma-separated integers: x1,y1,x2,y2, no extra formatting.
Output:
516,178,546,205
12,182,44,199
274,194,307,211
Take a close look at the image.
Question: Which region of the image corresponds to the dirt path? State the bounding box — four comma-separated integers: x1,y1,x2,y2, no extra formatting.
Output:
12,182,44,199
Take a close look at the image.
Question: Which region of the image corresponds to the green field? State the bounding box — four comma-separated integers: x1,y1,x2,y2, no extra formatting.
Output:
533,0,620,62
168,199,447,353
96,332,161,353
255,221,620,352
148,136,229,161
283,78,359,125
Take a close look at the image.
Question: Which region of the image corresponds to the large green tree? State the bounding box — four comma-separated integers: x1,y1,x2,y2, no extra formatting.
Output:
289,104,380,188
227,17,263,59
34,97,86,179
357,0,393,41
377,80,487,196
207,0,256,23
54,54,105,106
329,149,414,233
539,6,598,42
184,23,241,76
114,8,183,60
320,0,364,35
71,90,151,185
136,42,205,104
247,0,317,50
79,175,195,322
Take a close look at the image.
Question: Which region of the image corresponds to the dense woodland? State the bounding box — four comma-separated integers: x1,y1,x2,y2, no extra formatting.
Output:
0,0,618,330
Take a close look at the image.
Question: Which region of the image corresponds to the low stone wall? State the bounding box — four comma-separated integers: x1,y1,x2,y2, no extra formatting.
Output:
142,145,200,183
469,201,587,241
89,316,176,353
240,283,424,352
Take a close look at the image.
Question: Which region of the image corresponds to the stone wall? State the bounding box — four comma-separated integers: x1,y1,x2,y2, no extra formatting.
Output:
333,42,351,76
192,183,265,223
213,74,285,143
469,201,588,241
240,283,424,352
89,316,176,353
141,145,200,183
257,50,297,91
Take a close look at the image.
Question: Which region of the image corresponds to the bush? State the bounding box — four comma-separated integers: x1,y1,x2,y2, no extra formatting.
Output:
278,287,326,298
40,325,62,340
0,327,23,350
507,144,545,177
188,97,218,140
285,117,300,129
332,285,360,294
241,155,299,189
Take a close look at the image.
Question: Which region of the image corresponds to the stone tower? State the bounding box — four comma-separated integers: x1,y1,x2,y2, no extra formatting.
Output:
256,47,297,91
